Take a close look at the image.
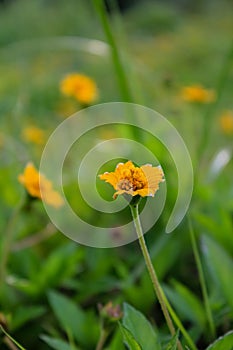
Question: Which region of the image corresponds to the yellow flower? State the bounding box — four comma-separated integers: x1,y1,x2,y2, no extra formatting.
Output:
22,126,45,145
18,162,63,208
60,73,98,104
99,160,164,199
181,85,216,103
219,110,233,135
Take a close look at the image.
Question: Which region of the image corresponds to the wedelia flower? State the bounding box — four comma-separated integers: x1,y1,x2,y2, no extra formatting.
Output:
181,84,216,103
219,110,233,135
18,162,63,208
99,160,164,199
60,73,98,104
22,125,45,145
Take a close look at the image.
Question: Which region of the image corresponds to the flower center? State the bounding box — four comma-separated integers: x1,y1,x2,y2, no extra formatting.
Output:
117,179,133,191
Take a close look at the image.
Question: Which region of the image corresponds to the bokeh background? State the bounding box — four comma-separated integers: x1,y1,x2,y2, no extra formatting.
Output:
0,0,233,349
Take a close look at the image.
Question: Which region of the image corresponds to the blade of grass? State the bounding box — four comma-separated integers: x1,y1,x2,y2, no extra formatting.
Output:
198,40,233,165
92,0,133,103
0,197,25,294
187,214,216,339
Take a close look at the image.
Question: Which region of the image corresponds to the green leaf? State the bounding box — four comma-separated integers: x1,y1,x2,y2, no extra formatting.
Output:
193,210,233,252
6,275,38,296
40,335,75,350
165,330,179,350
11,305,46,331
35,244,82,292
122,303,161,350
201,235,233,310
164,281,206,328
106,328,125,350
206,330,233,350
48,290,98,347
119,324,142,350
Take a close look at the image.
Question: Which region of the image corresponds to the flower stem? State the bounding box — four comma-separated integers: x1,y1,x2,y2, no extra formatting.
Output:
130,203,182,350
0,325,26,350
0,198,24,293
187,215,216,339
95,328,109,350
130,203,198,350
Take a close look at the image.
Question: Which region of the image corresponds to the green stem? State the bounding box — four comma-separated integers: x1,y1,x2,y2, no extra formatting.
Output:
130,204,175,335
187,214,216,339
92,0,133,103
162,297,197,350
0,198,24,291
95,328,109,350
130,203,184,350
0,325,26,350
130,203,198,350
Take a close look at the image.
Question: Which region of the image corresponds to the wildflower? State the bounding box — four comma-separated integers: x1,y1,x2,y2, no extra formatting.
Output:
219,110,233,135
22,125,45,145
18,162,63,208
60,73,98,104
99,160,164,199
181,84,216,103
98,301,123,322
98,301,123,335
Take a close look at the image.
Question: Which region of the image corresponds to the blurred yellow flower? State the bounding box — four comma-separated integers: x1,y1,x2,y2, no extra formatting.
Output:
18,162,63,208
99,160,164,199
22,126,45,145
60,73,98,104
219,110,233,135
181,85,216,103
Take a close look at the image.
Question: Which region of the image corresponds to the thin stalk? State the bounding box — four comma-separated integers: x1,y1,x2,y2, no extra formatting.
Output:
0,198,24,289
160,290,197,350
92,0,133,103
187,215,216,339
95,328,109,350
0,325,26,350
130,205,175,335
130,203,198,350
130,203,183,350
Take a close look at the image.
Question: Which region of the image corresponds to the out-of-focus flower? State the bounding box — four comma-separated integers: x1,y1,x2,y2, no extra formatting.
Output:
22,126,45,145
97,301,123,344
60,73,98,104
18,162,63,208
99,160,164,199
98,301,123,323
219,110,233,135
181,84,216,103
